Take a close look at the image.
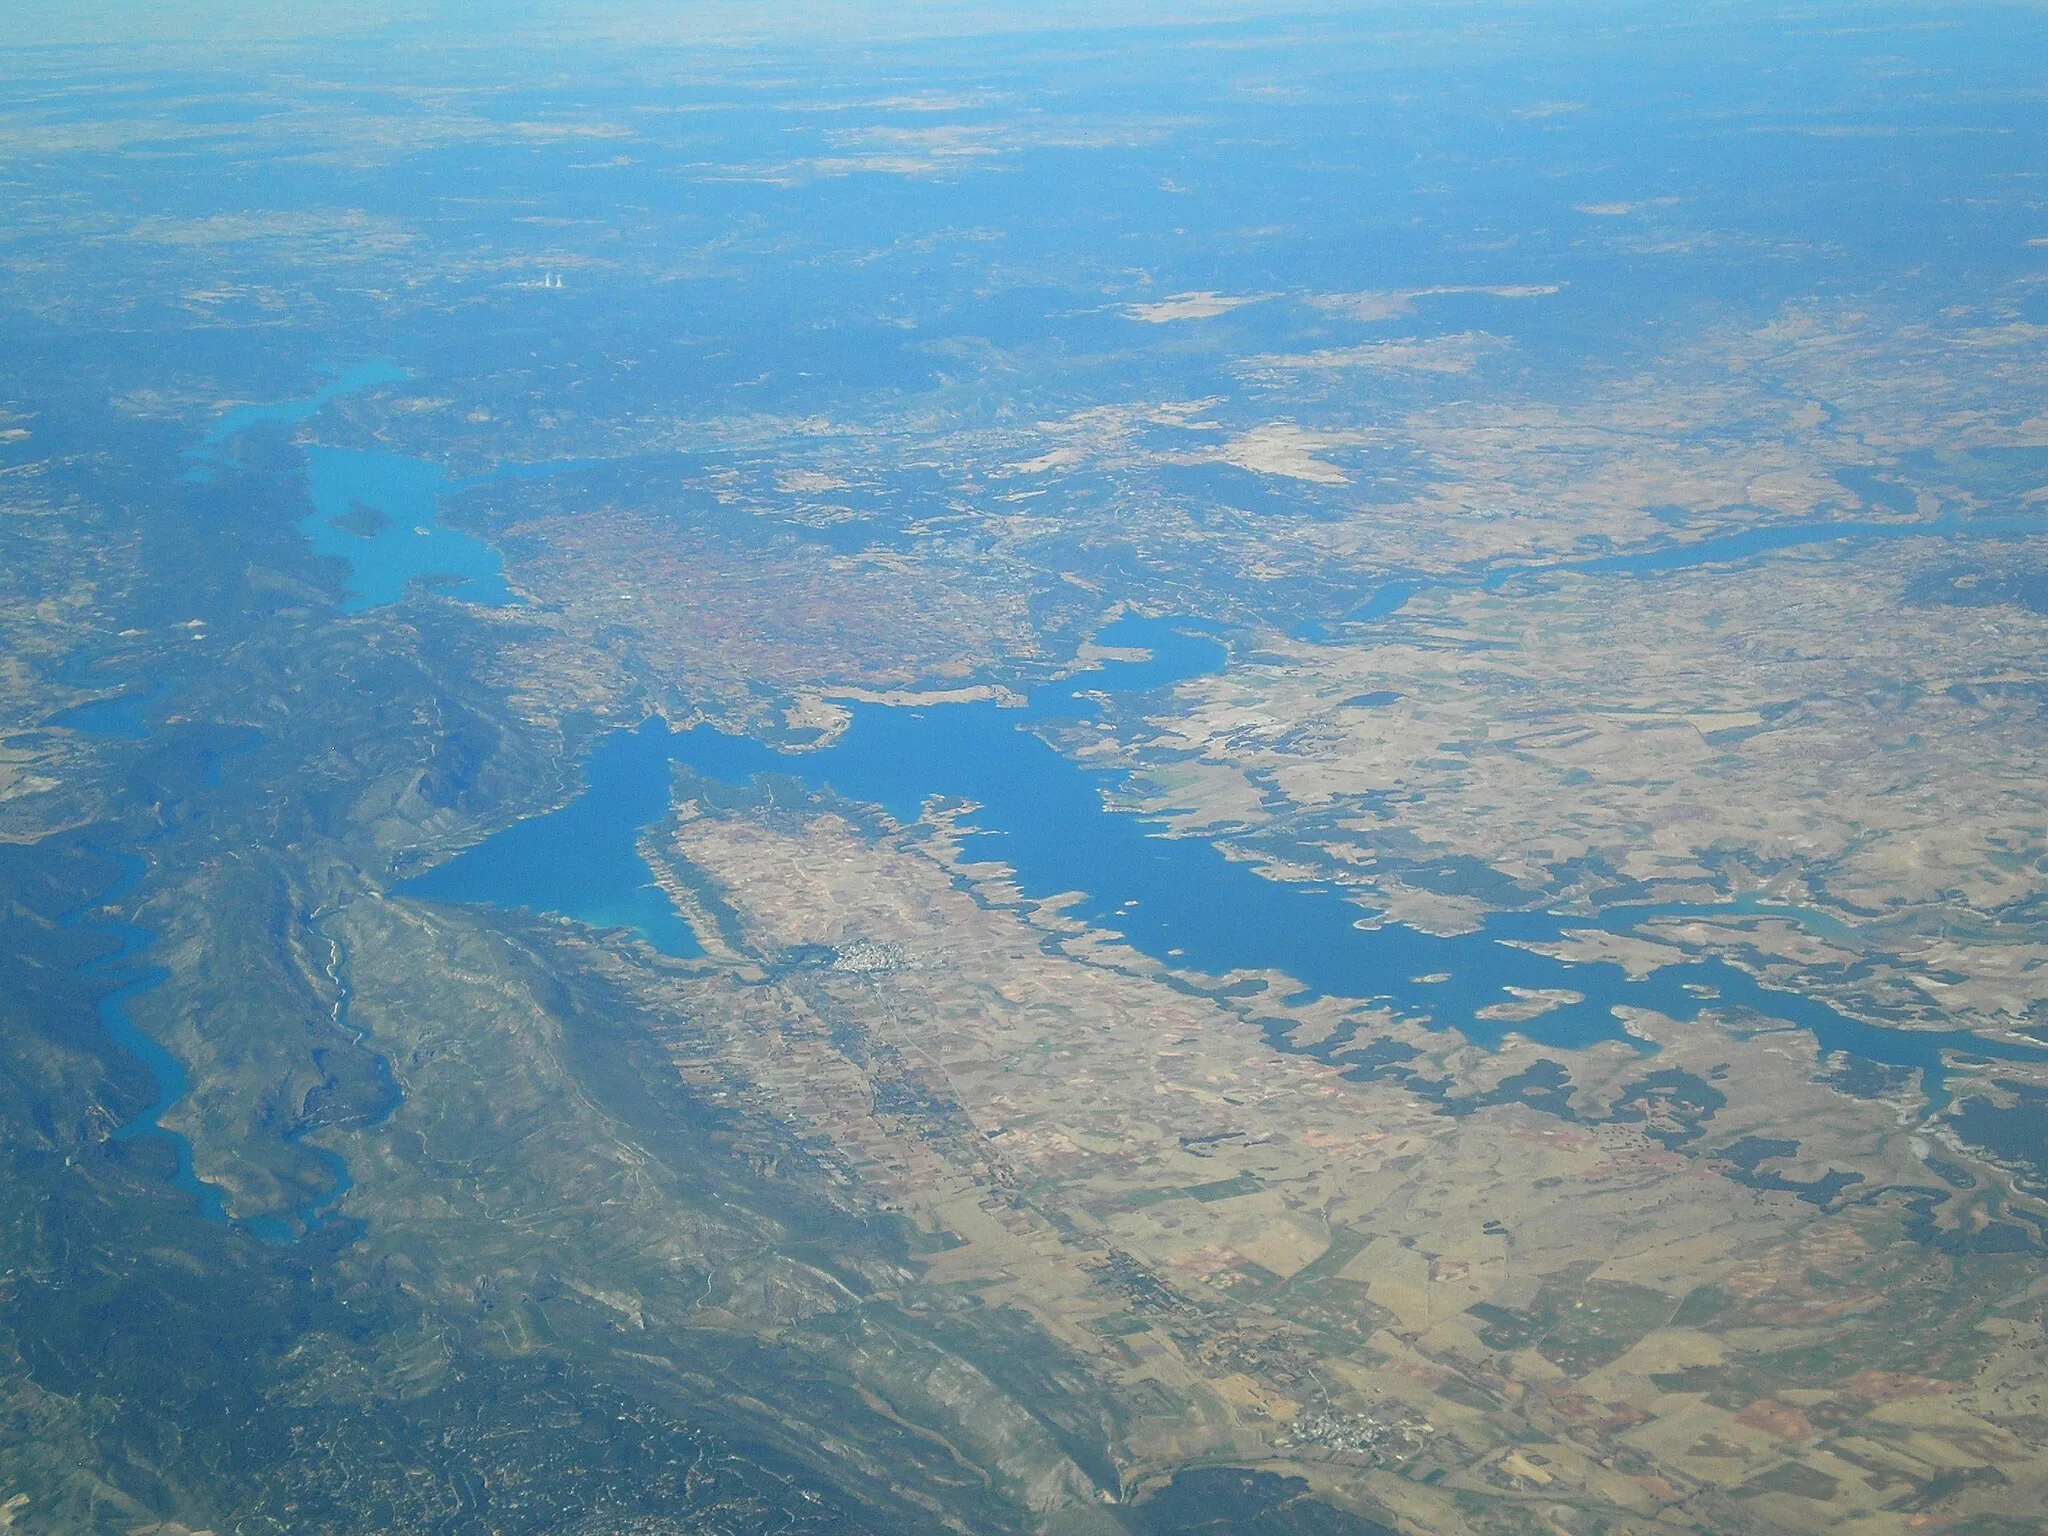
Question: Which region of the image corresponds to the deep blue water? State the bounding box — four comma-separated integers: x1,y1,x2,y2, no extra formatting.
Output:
61,856,229,1225
64,856,371,1245
405,617,2041,1102
47,681,171,739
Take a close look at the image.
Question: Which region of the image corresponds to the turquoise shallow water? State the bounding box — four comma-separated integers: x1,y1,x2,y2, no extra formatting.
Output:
402,724,704,958
405,617,2043,1101
188,363,556,613
303,445,518,612
181,361,411,484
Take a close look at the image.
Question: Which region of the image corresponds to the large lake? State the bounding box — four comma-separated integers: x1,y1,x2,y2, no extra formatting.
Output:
186,362,533,613
404,616,2040,1099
